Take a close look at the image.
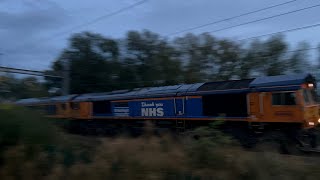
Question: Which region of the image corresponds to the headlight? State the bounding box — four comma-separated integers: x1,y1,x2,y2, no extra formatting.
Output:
309,122,315,126
318,118,320,123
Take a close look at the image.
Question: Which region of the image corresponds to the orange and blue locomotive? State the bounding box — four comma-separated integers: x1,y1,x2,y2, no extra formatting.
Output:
16,73,320,151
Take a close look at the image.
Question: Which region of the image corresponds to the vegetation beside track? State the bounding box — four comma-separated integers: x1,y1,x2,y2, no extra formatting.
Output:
0,106,319,180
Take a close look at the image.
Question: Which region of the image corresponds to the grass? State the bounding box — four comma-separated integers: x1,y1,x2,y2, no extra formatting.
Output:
0,105,319,180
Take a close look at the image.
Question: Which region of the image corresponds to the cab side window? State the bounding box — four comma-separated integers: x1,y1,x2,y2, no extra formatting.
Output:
46,105,57,115
272,92,296,105
303,89,310,104
61,103,66,110
70,102,80,110
303,89,317,104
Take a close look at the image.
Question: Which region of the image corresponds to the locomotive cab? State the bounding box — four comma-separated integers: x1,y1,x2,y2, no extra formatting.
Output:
249,74,320,128
300,83,320,128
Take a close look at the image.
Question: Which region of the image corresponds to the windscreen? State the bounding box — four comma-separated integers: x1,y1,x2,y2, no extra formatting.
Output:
303,89,318,104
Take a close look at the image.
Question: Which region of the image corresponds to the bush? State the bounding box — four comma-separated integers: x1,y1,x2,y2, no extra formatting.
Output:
0,107,319,180
0,105,58,147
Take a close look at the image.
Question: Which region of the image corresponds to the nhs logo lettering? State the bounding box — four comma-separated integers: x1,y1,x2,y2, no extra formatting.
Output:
141,102,164,116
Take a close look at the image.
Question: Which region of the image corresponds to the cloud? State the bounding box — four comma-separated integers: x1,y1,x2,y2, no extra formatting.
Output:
0,0,320,70
0,0,70,69
0,0,69,43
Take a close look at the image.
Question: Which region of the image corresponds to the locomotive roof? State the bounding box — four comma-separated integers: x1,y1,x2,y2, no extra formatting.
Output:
15,97,51,105
72,83,204,102
15,98,40,105
195,79,254,93
15,74,316,104
250,73,314,88
71,73,316,101
16,95,78,105
49,94,78,103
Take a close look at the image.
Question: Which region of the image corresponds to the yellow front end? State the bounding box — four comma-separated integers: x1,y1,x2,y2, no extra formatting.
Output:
301,84,320,128
304,105,320,128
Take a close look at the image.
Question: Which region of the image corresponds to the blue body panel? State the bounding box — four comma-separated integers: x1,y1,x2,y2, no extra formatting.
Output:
112,102,130,117
105,97,204,118
130,99,175,117
185,98,202,117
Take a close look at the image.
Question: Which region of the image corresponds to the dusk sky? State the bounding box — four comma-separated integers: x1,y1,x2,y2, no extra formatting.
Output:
1,0,320,71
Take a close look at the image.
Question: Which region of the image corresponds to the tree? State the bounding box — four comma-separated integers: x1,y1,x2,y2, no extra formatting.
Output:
286,41,311,74
124,30,182,87
174,33,216,83
174,33,242,82
238,35,288,77
47,32,120,94
212,39,241,80
260,35,288,76
0,75,48,100
45,30,313,95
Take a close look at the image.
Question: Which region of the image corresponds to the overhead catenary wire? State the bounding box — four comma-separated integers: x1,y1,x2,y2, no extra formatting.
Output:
243,46,319,59
65,47,320,87
0,66,62,78
238,23,320,41
208,3,320,34
282,46,319,54
3,23,318,82
172,23,320,47
166,0,298,36
3,0,149,94
44,0,149,40
6,0,149,53
0,69,61,78
3,0,319,91
173,22,320,47
1,47,318,87
0,66,48,74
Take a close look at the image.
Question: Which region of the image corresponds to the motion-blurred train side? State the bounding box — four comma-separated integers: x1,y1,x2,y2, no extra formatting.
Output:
16,74,320,150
